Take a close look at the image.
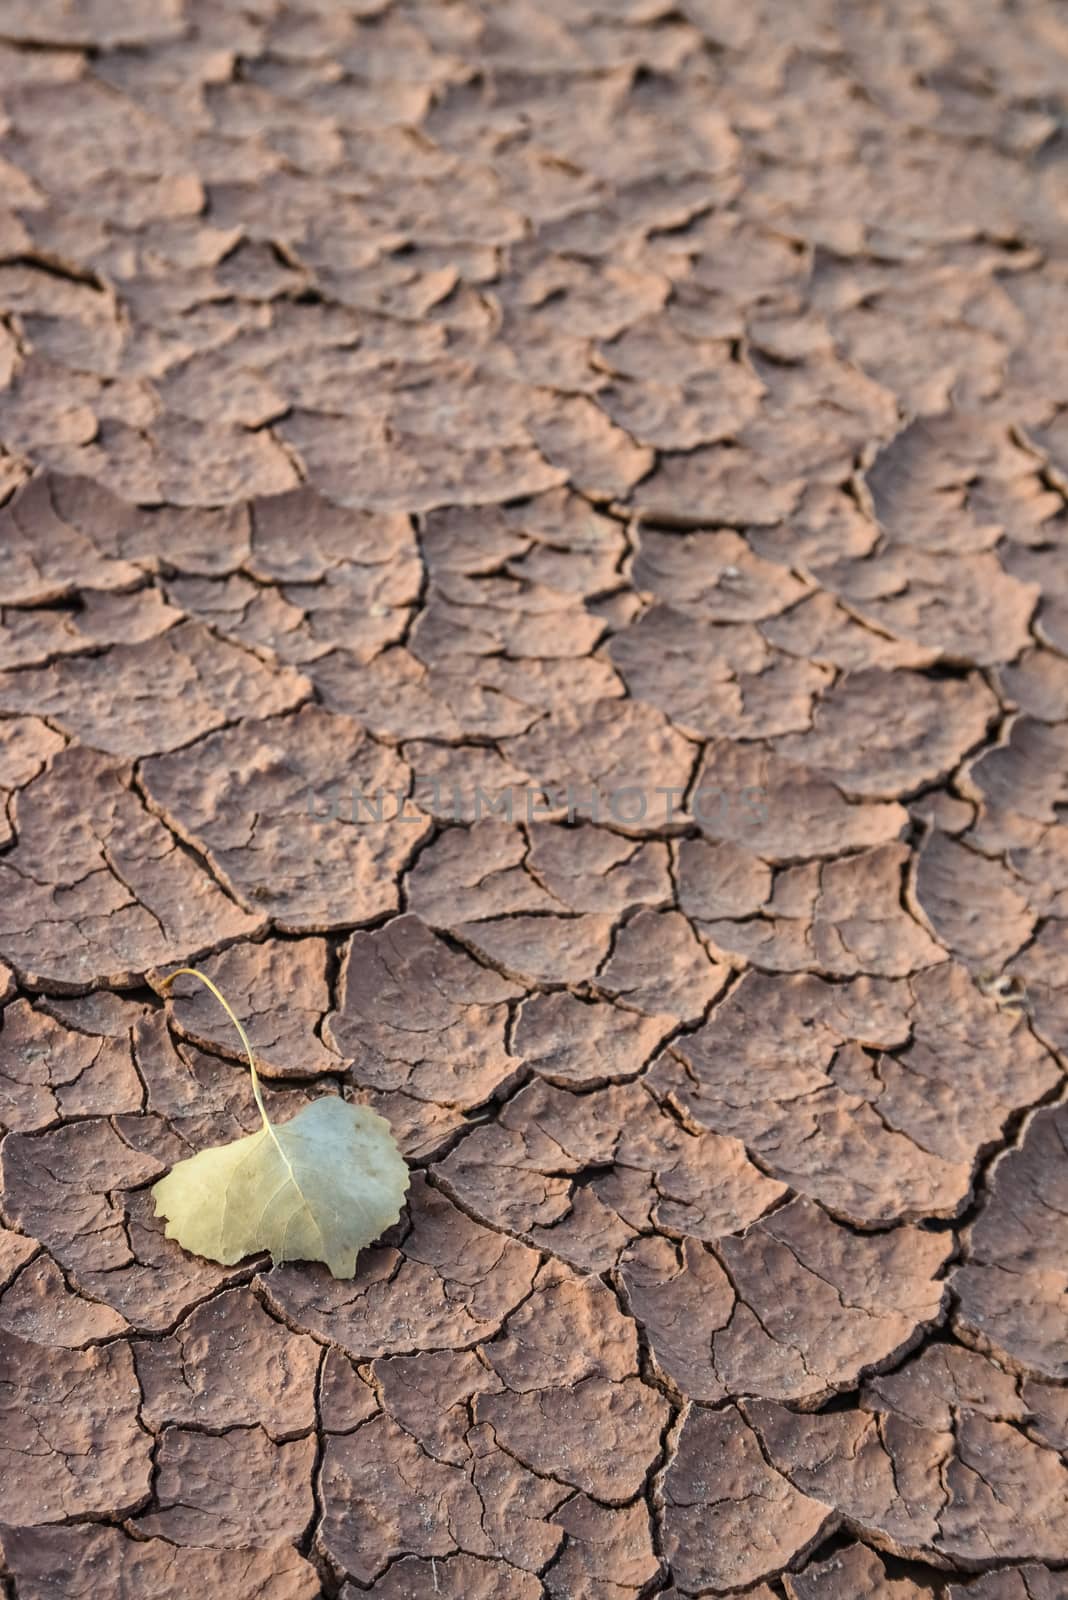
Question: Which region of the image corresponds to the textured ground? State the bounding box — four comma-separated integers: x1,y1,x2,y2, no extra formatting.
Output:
0,1,1067,1597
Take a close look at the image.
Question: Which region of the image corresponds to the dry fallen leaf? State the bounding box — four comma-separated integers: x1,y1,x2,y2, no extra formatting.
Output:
152,967,409,1278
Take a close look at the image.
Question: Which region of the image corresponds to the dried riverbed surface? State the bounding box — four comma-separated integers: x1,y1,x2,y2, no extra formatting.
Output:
0,1,1067,1596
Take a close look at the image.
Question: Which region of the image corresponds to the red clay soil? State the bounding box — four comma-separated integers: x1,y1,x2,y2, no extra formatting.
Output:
1,1,1067,1597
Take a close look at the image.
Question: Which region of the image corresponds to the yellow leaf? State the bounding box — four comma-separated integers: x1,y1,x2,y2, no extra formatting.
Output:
151,967,409,1278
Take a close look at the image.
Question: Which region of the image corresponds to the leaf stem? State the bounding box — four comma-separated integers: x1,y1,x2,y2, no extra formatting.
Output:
159,966,272,1134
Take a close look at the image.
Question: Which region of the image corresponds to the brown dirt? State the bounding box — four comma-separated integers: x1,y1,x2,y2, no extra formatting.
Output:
1,1,1067,1596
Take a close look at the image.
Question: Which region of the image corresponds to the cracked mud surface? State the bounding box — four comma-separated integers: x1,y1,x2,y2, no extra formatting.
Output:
0,1,1067,1597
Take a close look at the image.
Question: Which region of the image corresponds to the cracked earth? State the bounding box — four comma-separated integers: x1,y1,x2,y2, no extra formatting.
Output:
0,1,1067,1597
